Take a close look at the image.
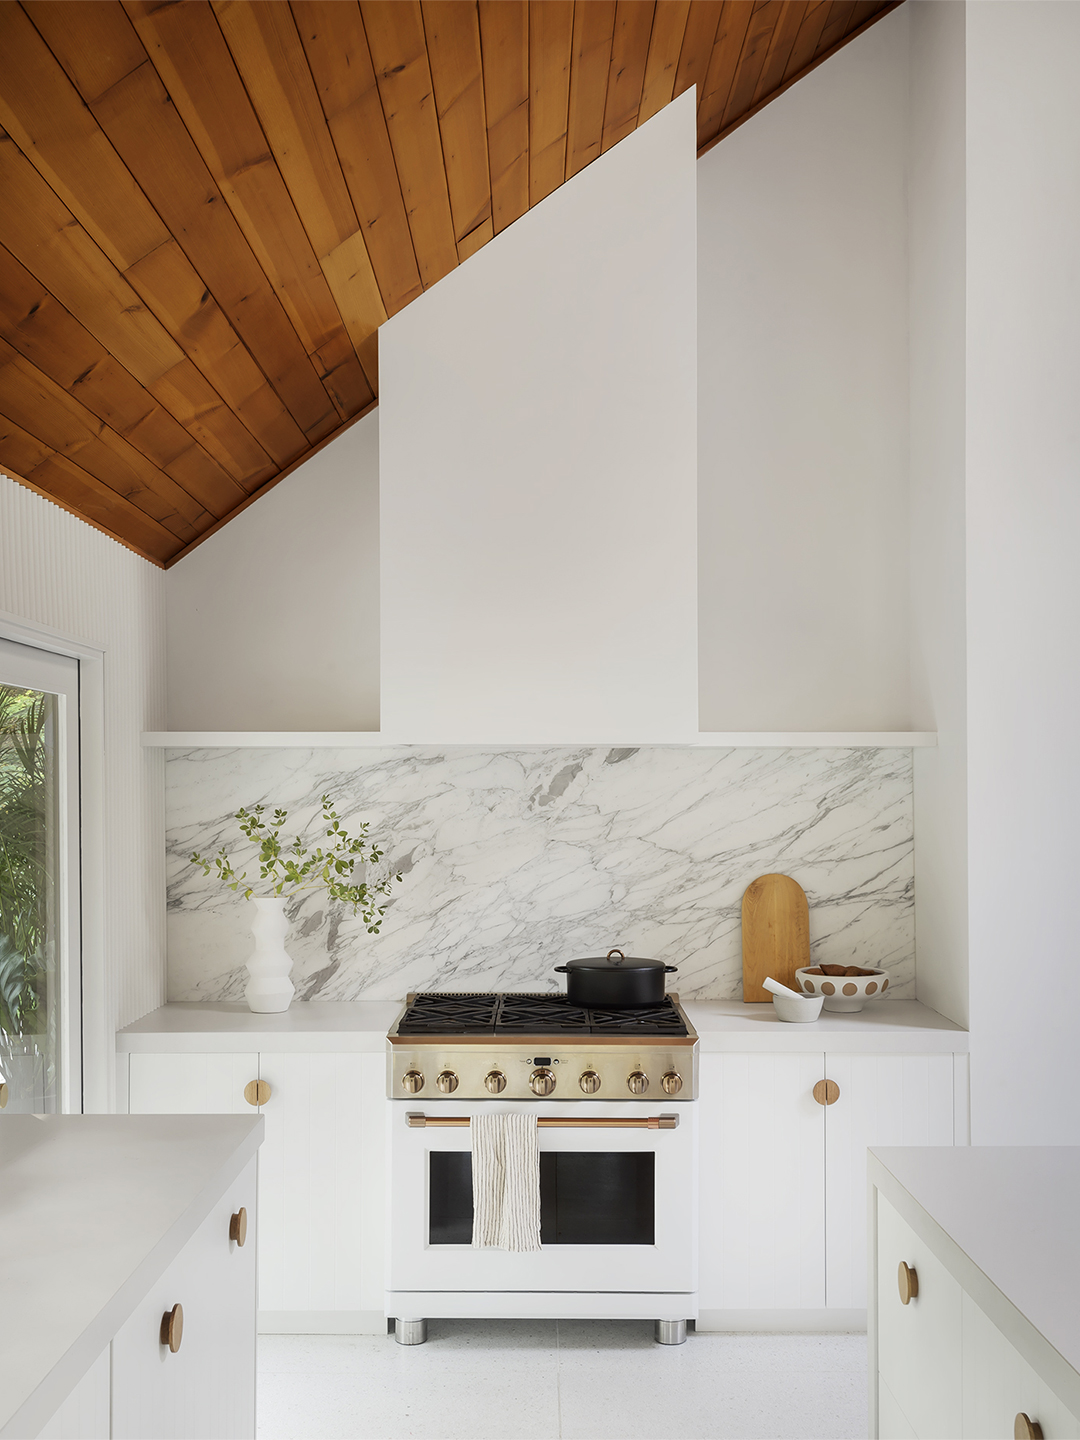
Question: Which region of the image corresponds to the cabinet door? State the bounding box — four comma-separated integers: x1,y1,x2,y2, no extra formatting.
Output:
128,1052,260,1115
111,1156,257,1440
36,1347,110,1440
825,1054,954,1308
963,1292,1080,1440
700,1052,826,1310
876,1193,962,1440
256,1053,368,1314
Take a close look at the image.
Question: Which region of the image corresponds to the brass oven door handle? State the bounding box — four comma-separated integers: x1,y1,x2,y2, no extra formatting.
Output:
405,1112,679,1129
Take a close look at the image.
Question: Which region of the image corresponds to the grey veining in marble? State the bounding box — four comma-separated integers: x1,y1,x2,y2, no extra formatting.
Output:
165,747,914,1004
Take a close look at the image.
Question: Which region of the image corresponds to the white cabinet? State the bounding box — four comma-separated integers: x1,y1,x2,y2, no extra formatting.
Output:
699,1050,955,1321
111,1156,256,1440
36,1349,110,1440
128,1050,385,1333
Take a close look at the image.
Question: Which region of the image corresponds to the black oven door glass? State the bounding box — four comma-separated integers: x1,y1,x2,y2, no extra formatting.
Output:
428,1151,655,1245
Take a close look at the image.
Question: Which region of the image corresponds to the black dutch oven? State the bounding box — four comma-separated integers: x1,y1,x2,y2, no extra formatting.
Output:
554,948,678,1007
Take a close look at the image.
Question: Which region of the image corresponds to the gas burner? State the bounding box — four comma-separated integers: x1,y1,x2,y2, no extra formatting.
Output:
393,990,689,1038
588,1002,687,1035
495,994,591,1034
395,993,500,1035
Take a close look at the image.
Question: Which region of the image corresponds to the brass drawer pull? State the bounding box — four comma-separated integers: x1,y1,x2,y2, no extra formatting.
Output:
898,1261,918,1304
1015,1415,1043,1440
243,1079,270,1106
229,1207,248,1246
813,1079,840,1106
406,1112,679,1129
160,1303,183,1353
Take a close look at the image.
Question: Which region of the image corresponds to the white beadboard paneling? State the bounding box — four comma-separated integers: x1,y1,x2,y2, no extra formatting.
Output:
701,1052,826,1310
166,745,914,1003
36,1347,110,1440
0,474,166,1092
127,1052,258,1115
824,1053,954,1310
256,1053,366,1314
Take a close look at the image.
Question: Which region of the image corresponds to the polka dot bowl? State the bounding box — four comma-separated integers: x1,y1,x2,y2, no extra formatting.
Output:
795,966,890,1013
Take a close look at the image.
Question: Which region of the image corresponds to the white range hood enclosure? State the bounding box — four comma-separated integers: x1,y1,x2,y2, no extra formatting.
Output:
379,92,697,744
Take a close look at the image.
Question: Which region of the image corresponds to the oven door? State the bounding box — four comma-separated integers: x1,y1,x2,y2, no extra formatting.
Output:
388,1099,697,1294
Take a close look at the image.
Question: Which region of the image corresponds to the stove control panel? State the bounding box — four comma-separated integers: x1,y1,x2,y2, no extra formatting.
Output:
389,1046,698,1100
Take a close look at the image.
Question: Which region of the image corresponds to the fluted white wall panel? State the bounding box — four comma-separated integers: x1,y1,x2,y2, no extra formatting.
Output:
0,475,166,1056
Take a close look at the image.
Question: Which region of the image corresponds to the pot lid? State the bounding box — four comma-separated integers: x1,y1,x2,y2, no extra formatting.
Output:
560,948,669,971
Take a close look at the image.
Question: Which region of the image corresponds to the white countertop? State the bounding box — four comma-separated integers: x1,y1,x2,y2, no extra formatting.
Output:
0,1114,263,1439
117,997,966,1053
870,1146,1080,1413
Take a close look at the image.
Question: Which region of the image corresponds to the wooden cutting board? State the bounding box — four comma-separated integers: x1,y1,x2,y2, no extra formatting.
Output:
741,873,810,1002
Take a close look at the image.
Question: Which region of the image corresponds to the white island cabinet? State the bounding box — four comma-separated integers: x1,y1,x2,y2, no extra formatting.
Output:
870,1147,1080,1440
0,1114,261,1440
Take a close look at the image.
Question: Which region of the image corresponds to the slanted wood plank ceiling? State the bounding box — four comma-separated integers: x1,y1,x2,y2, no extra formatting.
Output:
0,0,899,567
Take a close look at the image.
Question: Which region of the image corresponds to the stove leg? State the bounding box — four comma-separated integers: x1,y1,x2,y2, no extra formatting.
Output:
654,1319,687,1346
395,1318,428,1346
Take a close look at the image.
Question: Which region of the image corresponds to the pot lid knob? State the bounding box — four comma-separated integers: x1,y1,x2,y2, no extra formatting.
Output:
606,948,625,965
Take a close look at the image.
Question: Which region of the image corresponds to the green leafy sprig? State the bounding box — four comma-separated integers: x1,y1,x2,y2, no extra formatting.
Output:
191,794,403,934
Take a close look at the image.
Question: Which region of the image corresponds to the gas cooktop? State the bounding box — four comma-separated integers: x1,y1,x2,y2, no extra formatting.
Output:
392,991,690,1039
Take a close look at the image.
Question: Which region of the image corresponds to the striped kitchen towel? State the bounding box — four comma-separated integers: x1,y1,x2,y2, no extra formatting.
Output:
471,1112,541,1252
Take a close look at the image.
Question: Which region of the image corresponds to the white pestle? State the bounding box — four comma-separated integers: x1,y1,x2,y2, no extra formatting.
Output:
762,976,806,1000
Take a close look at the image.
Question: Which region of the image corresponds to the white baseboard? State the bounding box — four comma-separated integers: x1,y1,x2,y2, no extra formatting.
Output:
696,1308,867,1334
258,1311,389,1336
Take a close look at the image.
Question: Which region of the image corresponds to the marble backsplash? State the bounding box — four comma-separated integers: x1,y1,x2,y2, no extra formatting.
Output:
165,746,915,1004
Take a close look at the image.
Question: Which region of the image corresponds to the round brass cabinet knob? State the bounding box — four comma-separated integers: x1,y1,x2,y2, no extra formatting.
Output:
530,1067,556,1096
484,1070,507,1094
661,1072,683,1096
401,1070,424,1094
229,1207,248,1247
1015,1414,1044,1440
243,1079,271,1107
812,1079,840,1106
627,1071,649,1095
160,1303,184,1353
579,1070,601,1095
0,1081,7,1109
898,1261,919,1305
435,1070,459,1094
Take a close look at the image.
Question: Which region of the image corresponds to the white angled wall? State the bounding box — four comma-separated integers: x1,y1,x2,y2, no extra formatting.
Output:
697,9,911,731
965,0,1080,1144
0,475,166,1092
166,412,380,731
378,92,698,744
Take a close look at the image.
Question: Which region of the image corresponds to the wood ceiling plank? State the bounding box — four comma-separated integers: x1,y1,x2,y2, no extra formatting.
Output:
313,329,376,419
360,0,460,289
127,0,369,404
478,0,529,234
0,130,185,388
87,59,337,444
124,239,308,469
815,0,858,57
319,231,387,390
149,359,276,492
846,1,886,33
601,0,656,154
781,0,831,83
422,1,492,244
529,0,574,207
719,0,785,133
697,0,755,143
20,0,146,105
294,0,423,318
0,413,54,481
638,0,692,124
457,215,494,263
673,0,723,106
0,336,211,531
752,0,810,106
20,450,180,563
565,0,616,181
0,3,167,273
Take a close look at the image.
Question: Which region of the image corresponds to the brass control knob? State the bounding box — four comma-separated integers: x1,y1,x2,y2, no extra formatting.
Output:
579,1070,601,1094
401,1070,425,1094
530,1067,556,1096
436,1070,459,1094
627,1071,649,1095
1015,1415,1044,1440
898,1261,919,1305
661,1071,683,1096
229,1207,248,1247
484,1070,507,1094
160,1303,184,1353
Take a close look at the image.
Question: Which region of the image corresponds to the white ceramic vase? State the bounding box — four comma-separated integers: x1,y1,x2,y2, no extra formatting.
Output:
245,897,295,1013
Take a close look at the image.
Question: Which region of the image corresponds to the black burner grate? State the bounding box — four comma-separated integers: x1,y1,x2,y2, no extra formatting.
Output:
395,990,688,1038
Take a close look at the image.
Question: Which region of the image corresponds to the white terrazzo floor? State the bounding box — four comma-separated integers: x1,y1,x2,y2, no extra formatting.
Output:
257,1321,868,1440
